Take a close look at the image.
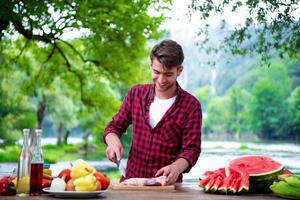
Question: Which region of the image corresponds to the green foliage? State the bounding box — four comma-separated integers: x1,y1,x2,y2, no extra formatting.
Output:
204,96,230,133
0,143,108,163
226,87,253,140
0,0,171,144
247,64,292,139
290,87,300,139
0,145,21,162
0,66,36,144
201,59,296,141
190,0,300,64
194,85,211,112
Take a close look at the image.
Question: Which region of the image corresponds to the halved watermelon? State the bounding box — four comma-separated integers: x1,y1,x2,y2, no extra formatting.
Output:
199,155,285,194
226,155,284,192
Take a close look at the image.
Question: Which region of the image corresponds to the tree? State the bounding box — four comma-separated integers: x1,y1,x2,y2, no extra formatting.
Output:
250,77,288,139
226,87,252,140
189,0,300,64
194,85,211,112
0,0,170,143
205,96,230,134
290,86,300,140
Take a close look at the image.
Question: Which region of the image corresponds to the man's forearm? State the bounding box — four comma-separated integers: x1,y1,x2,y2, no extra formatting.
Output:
173,158,189,174
105,132,120,146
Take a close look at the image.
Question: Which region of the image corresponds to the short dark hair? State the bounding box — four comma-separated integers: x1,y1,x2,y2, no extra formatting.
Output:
150,39,184,69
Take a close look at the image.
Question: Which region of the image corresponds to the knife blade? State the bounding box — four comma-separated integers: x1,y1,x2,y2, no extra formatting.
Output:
116,159,126,178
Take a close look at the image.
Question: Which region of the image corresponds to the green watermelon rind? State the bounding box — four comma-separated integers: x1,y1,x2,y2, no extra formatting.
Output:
249,165,284,177
249,168,283,192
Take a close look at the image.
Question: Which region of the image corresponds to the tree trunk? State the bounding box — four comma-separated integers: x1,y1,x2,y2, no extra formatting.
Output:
57,122,63,145
36,101,46,129
82,131,91,158
63,130,71,145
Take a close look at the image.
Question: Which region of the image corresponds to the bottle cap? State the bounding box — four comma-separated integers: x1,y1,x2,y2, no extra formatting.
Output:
35,129,42,135
22,129,30,135
43,163,50,169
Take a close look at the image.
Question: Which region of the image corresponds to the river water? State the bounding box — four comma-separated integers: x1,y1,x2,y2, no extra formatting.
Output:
1,140,299,182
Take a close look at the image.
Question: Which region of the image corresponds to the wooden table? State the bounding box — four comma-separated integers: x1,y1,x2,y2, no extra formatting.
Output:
3,183,281,200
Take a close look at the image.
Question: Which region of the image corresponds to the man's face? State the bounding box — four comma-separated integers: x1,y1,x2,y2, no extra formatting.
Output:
151,58,183,93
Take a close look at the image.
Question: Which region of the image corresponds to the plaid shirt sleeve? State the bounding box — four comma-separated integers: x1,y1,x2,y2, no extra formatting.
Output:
177,101,202,173
102,87,133,144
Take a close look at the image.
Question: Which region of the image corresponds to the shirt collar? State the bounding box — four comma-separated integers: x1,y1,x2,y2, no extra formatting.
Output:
149,82,183,102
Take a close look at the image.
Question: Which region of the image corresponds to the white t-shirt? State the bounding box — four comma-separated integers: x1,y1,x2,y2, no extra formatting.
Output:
149,95,177,128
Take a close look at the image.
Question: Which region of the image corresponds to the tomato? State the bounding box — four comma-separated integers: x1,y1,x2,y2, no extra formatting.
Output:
93,172,110,190
58,169,71,183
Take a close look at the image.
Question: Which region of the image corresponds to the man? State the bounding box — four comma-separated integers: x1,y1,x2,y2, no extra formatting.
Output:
103,40,202,184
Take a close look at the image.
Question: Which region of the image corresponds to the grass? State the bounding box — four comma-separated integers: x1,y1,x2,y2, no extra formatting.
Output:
239,144,260,151
102,169,122,184
0,142,107,163
0,145,21,162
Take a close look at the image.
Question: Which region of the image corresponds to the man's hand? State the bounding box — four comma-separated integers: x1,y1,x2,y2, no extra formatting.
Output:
154,158,189,185
105,133,123,163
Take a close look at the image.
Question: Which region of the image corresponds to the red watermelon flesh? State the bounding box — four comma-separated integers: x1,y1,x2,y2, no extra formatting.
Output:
204,176,217,191
199,176,211,187
282,169,293,175
210,176,223,193
227,155,283,176
228,178,238,193
201,170,214,179
226,166,249,192
199,168,225,187
218,176,233,193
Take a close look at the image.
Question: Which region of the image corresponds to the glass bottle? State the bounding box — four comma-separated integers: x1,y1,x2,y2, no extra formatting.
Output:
16,129,31,196
29,129,44,196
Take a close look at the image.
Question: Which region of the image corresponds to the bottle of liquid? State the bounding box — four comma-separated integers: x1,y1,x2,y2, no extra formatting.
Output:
29,129,44,196
16,129,31,196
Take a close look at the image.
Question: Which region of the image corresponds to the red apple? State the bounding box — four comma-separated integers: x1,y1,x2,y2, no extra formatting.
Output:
58,169,71,183
66,179,75,191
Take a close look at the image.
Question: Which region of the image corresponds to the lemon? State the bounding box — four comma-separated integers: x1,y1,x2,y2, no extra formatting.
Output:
17,176,30,194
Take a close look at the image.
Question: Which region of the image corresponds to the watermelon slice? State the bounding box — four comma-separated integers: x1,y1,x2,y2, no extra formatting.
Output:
226,155,283,192
204,176,217,191
199,168,225,187
227,178,238,194
217,175,233,194
210,176,223,193
226,166,249,193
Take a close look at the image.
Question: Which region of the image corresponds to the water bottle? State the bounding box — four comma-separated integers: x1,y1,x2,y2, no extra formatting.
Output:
16,129,31,196
29,129,44,196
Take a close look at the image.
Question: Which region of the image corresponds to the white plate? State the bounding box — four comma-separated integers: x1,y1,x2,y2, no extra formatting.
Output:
43,187,106,198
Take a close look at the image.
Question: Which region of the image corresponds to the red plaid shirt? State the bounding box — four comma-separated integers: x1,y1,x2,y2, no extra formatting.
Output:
103,83,202,182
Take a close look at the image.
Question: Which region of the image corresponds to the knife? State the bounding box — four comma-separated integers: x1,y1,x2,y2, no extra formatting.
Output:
116,159,126,178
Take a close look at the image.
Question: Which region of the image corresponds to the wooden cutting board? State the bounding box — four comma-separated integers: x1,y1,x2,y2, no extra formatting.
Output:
111,183,176,191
